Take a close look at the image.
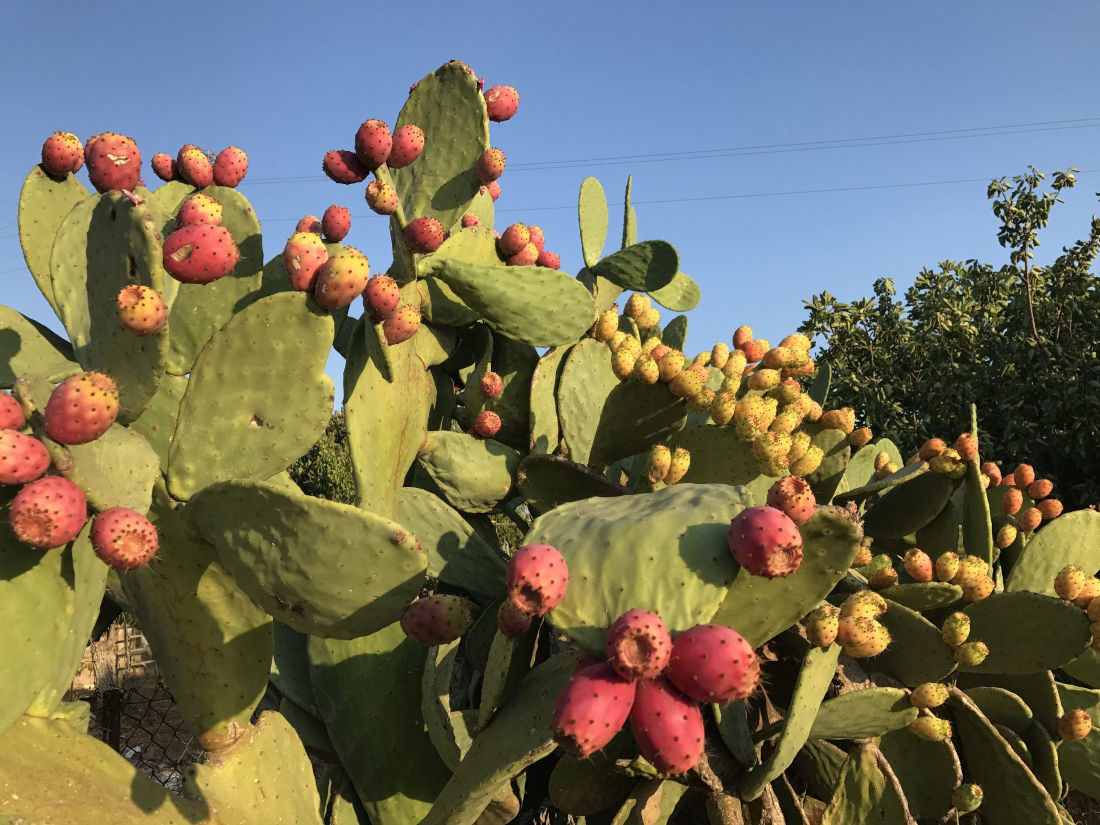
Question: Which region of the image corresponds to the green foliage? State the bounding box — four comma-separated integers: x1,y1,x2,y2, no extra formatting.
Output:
289,410,357,504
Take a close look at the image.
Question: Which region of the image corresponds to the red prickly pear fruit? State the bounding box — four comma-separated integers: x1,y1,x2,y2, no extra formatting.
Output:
151,152,176,182
400,594,474,646
381,305,421,346
629,677,705,774
476,148,506,184
296,215,323,235
765,476,816,526
116,285,168,336
176,193,223,227
354,119,392,170
388,124,425,169
478,371,504,400
90,507,158,570
507,543,569,617
44,372,119,445
605,609,672,681
666,624,759,704
727,505,804,578
536,249,561,269
321,205,351,243
472,410,501,438
0,430,51,485
1014,463,1036,487
313,246,370,311
364,274,401,321
1002,488,1023,515
732,325,753,348
507,242,539,267
163,224,240,284
496,600,532,639
213,146,248,187
365,179,399,215
738,339,767,363
527,225,546,252
461,213,481,228
9,476,87,549
484,85,520,122
903,548,934,583
1028,478,1053,500
283,232,328,292
1058,709,1093,742
486,180,501,201
403,217,445,254
85,132,141,192
176,146,213,188
323,149,368,184
498,224,530,257
0,393,25,430
551,662,636,758
41,131,84,178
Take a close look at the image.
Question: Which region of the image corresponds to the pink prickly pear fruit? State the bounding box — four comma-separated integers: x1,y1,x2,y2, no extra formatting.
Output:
461,213,481,228
388,124,425,169
313,246,370,311
478,371,504,400
955,432,979,462
0,430,51,485
9,476,87,549
283,232,329,293
41,131,84,178
1058,709,1092,742
403,217,445,254
496,600,532,639
365,180,399,215
484,85,520,122
476,148,506,184
551,661,636,758
0,393,25,430
382,305,421,346
90,507,158,570
354,119,392,170
116,285,168,336
472,410,502,438
163,224,240,284
507,242,539,267
176,193,223,227
85,132,142,192
805,605,839,648
321,205,351,243
909,682,949,709
176,146,213,188
44,372,119,445
536,249,561,269
629,677,706,774
1002,488,1023,515
507,543,569,617
486,180,501,201
151,153,177,182
837,616,891,658
666,624,759,704
765,476,816,526
400,594,474,646
212,146,248,187
727,505,804,578
605,609,672,681
296,215,322,235
323,149,369,184
364,274,400,321
903,548,934,583
732,325,753,348
498,224,530,258
527,225,546,252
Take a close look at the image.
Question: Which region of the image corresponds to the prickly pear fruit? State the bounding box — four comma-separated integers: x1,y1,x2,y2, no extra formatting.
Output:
354,119,392,170
361,180,397,216
536,249,561,270
476,147,506,183
472,410,502,438
962,575,995,603
116,285,168,336
629,677,705,775
633,354,659,385
1074,578,1100,609
497,600,532,639
903,548,934,583
90,507,158,570
732,325,753,348
1055,565,1085,601
953,784,983,814
689,387,718,415
1038,498,1063,520
805,605,839,648
400,595,474,646
605,609,672,681
486,180,501,200
1002,488,1023,515
460,213,481,228
9,476,87,549
484,85,520,122
1057,709,1092,742
525,225,545,252
283,232,329,293
387,124,425,169
709,391,737,426
381,305,421,346
666,624,759,704
506,543,568,617
41,131,84,178
163,224,240,284
955,432,978,462
498,224,530,258
852,541,873,568
645,444,672,484
728,506,804,578
551,662,636,758
669,364,706,399
176,146,213,188
1087,597,1100,623
909,716,952,742
995,524,1018,549
981,461,1002,485
0,430,50,485
177,193,223,227
320,205,351,243
765,476,816,526
909,683,949,709
212,146,248,187
837,616,891,658
1027,478,1053,500
840,590,887,620
848,427,873,448
869,566,899,589
819,407,856,435
941,612,971,647
789,445,824,477
323,149,369,184
478,371,503,400
85,132,141,192
507,242,539,267
611,349,636,381
664,448,690,485
1018,506,1042,533
44,372,119,445
151,153,176,182
935,551,961,583
0,393,25,430
953,641,989,666
362,274,400,321
403,216,445,254
296,215,322,235
1014,463,1036,487
313,246,369,310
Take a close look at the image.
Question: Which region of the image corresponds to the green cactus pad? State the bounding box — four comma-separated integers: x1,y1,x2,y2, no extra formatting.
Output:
129,372,187,473
421,653,575,825
17,165,90,320
818,745,910,824
0,306,78,388
833,458,929,506
808,687,919,740
648,271,702,312
960,592,1090,674
877,729,958,821
1022,718,1063,799
1006,509,1100,595
589,240,679,294
416,431,521,514
476,629,526,732
414,321,456,368
661,314,689,351
189,480,427,639
271,621,318,715
164,185,265,375
739,645,841,800
422,641,474,771
713,702,759,767
309,623,451,825
517,454,627,513
548,744,634,816
184,711,323,825
621,175,637,249
955,670,1064,732
965,686,1034,734
529,345,569,454
1054,682,1100,799
392,61,489,234
873,599,957,687
672,426,760,486
532,484,744,653
947,688,1063,824
843,438,903,492
167,291,334,501
579,176,609,269
556,339,620,465
712,506,862,647
862,470,956,540
878,581,963,611
1063,650,1100,689
58,424,159,513
915,502,962,558
278,695,333,753
425,257,597,347
962,458,995,566
417,276,480,327
795,739,846,799
457,330,538,452
804,425,850,504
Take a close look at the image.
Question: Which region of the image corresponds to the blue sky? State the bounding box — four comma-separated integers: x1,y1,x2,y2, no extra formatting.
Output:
2,1,1098,404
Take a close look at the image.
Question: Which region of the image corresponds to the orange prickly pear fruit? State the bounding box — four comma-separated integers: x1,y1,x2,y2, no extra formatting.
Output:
955,432,979,462
849,427,873,448
1014,463,1036,487
1038,499,1063,520
1057,709,1092,742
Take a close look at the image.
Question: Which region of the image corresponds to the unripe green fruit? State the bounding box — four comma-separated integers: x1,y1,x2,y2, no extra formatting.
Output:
941,612,971,647
909,682,949,709
953,784,983,814
909,716,952,742
954,640,989,666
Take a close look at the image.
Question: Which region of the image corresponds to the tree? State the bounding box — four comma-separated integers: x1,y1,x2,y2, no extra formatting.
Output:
289,410,357,504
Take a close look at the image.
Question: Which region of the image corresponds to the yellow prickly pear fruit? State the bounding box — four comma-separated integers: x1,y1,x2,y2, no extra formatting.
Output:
692,351,711,368
633,354,660,385
849,427,873,448
778,333,810,350
919,438,948,461
903,548,934,583
686,388,715,414
785,346,813,367
623,293,650,319
802,398,823,422
734,396,765,426
670,364,707,399
805,605,839,648
762,346,794,369
953,640,989,666
955,432,979,462
1002,488,1024,515
608,330,628,351
929,450,962,475
873,451,891,473
1018,506,1042,533
837,616,891,657
645,444,672,484
941,612,970,647
614,334,641,357
758,397,779,428
962,575,995,603
658,350,685,383
635,306,661,330
995,524,1018,549
732,416,759,441
757,454,790,478
789,444,824,477
746,368,781,392
869,566,899,589
772,378,801,405
1074,578,1100,609
877,461,899,479
951,556,989,588
852,540,874,568
722,348,747,379
711,342,730,370
840,590,887,620
642,336,662,355
718,375,741,396
1055,565,1085,601
1058,709,1093,742
732,325,753,348
593,308,619,341
664,447,690,485
710,392,737,426
753,432,792,464
788,431,812,464
769,408,802,435
611,349,636,381
820,407,855,435
909,683,949,709
909,717,952,742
